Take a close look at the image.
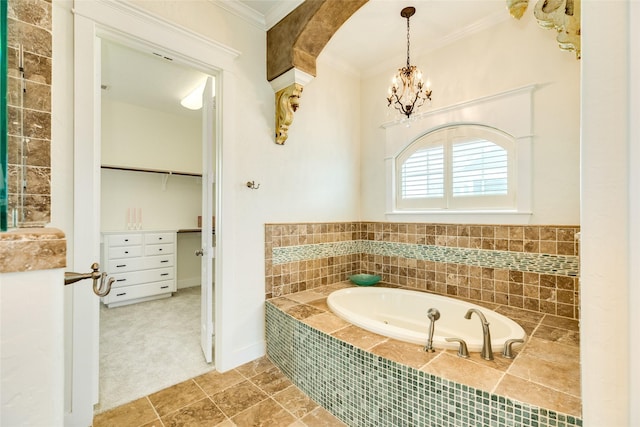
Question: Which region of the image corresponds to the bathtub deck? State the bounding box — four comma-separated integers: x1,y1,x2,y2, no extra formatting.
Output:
268,281,581,419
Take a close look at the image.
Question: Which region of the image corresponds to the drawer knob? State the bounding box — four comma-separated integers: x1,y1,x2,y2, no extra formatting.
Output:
116,292,127,296
116,264,126,268
161,273,169,277
124,251,129,254
161,285,169,289
161,260,169,263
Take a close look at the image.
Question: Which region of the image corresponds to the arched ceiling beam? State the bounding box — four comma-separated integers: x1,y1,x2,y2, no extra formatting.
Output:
267,0,368,144
267,0,368,81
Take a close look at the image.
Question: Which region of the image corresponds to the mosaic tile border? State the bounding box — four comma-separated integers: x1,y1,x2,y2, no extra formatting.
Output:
273,240,579,277
266,302,582,427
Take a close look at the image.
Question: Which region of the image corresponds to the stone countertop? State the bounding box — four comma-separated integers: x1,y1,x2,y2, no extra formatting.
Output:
0,228,66,273
268,281,582,418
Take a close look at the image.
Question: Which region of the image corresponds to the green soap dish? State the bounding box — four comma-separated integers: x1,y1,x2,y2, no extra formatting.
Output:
349,274,381,286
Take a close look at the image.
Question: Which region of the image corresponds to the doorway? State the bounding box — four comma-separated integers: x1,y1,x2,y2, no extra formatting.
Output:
95,38,216,412
67,5,237,422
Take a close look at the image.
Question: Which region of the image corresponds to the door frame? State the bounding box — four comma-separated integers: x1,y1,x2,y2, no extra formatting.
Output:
68,2,239,424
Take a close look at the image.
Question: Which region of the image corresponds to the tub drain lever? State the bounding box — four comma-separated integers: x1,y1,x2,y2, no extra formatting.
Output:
424,308,440,352
445,337,470,358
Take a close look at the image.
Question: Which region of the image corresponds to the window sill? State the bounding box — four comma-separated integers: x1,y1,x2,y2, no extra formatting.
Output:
385,210,533,225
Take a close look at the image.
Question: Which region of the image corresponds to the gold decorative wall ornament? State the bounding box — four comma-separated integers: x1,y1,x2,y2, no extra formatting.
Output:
275,83,303,145
506,0,581,59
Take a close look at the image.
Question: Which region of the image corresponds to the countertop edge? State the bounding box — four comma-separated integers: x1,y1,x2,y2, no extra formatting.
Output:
0,228,67,273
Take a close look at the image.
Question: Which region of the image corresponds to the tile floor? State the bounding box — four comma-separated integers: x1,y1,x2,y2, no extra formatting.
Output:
92,356,346,427
98,287,214,413
94,282,581,426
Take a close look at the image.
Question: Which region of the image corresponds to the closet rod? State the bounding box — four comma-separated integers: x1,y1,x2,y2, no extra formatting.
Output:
101,165,202,177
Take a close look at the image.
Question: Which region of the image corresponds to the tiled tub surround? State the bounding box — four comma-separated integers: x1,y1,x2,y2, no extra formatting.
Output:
265,223,580,319
266,283,582,426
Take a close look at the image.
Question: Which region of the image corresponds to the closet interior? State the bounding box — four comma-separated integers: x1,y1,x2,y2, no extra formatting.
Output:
96,39,216,413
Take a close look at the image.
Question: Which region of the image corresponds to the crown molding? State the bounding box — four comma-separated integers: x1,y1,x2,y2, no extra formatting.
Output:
208,0,303,30
264,0,304,29
433,10,510,52
209,0,266,29
362,9,510,79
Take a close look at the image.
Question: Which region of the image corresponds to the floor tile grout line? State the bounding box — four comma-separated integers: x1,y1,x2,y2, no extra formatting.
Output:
226,395,273,422
144,395,164,426
147,379,208,420
95,357,343,426
189,379,235,423
274,385,325,423
236,364,319,423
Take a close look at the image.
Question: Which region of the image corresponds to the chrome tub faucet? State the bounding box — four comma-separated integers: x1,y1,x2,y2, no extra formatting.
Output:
424,308,440,352
464,308,494,360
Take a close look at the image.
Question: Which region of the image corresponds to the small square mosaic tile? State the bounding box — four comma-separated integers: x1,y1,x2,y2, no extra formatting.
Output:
266,302,582,427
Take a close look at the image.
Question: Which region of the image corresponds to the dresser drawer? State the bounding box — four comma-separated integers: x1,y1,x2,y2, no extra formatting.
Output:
143,256,174,269
101,230,177,308
144,243,174,256
145,233,175,244
107,255,173,273
107,258,144,273
107,234,143,247
107,280,175,305
108,246,143,259
111,267,175,287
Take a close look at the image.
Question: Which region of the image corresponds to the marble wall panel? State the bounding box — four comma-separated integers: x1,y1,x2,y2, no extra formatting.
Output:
5,0,53,227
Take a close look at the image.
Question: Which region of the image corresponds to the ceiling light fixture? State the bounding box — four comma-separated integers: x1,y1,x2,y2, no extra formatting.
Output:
180,79,214,110
387,6,432,119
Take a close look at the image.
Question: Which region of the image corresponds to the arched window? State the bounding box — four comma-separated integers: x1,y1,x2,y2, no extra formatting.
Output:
395,125,516,210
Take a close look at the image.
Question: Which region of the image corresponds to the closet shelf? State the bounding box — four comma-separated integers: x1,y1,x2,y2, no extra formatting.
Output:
101,164,202,177
177,228,215,234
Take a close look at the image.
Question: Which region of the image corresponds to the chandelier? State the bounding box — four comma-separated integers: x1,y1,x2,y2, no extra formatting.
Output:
387,6,432,119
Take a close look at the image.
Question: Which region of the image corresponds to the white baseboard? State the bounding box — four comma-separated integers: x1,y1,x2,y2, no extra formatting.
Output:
216,340,266,372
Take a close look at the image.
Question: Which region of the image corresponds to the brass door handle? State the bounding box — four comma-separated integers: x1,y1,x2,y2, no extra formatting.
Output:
64,262,114,297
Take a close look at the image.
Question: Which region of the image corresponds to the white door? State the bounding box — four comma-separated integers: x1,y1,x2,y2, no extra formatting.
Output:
200,77,215,363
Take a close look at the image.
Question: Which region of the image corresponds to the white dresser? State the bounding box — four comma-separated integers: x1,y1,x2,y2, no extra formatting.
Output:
101,230,177,308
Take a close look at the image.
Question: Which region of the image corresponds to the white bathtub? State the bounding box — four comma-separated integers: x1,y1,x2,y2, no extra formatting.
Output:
327,287,526,352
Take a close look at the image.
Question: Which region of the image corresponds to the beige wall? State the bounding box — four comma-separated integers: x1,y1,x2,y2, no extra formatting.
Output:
101,99,202,174
358,11,580,224
4,0,636,423
51,0,362,367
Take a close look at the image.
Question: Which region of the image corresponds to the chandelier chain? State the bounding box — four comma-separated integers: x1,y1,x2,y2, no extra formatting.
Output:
406,15,411,69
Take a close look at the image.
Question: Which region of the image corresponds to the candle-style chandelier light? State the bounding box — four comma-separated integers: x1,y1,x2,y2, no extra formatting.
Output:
387,6,432,119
